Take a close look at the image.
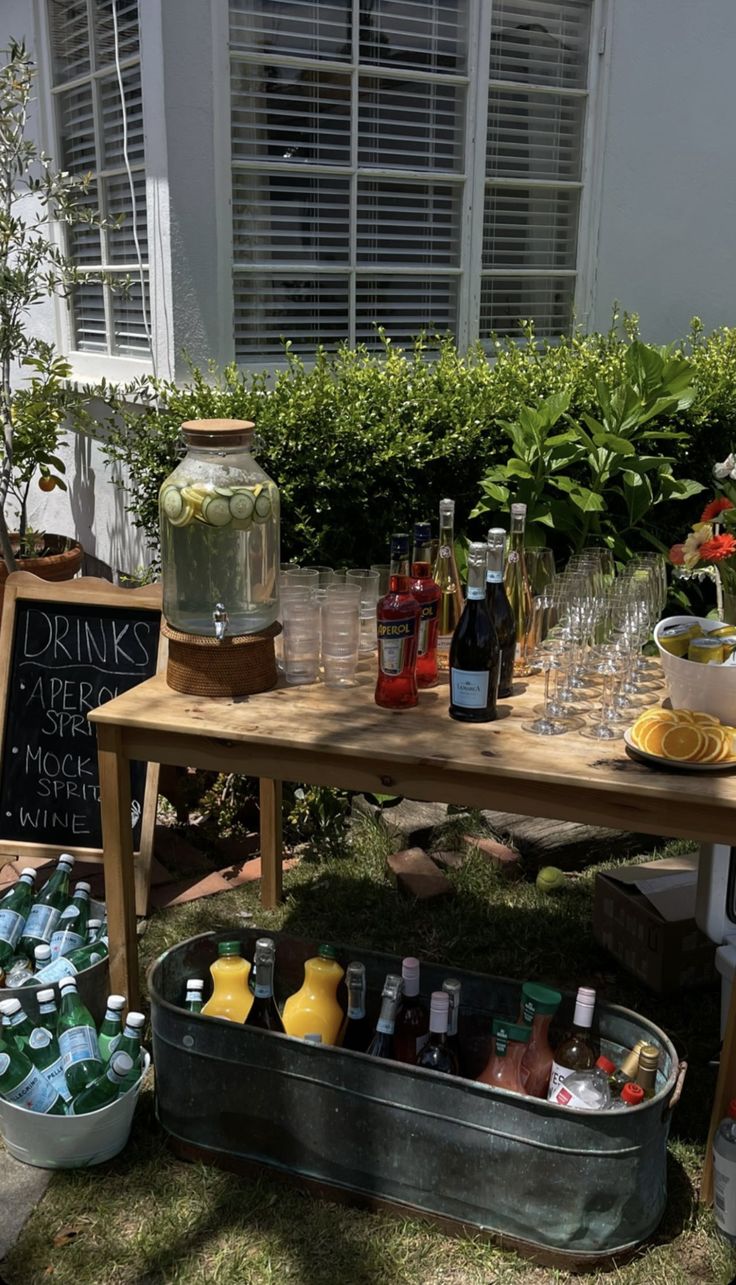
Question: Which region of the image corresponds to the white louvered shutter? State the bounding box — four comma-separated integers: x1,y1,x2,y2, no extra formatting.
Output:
229,0,594,358
46,0,149,358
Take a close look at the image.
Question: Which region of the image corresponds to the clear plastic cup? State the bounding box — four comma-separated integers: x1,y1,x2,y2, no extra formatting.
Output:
346,570,380,655
321,601,360,686
282,599,320,685
370,563,390,596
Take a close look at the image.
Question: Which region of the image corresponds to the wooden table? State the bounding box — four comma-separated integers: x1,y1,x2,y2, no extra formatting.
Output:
89,664,736,1007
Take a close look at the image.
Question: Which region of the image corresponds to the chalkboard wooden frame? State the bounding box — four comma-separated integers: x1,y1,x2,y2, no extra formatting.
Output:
0,573,163,893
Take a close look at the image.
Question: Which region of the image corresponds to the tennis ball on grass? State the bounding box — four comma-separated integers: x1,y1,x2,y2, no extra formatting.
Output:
536,866,566,894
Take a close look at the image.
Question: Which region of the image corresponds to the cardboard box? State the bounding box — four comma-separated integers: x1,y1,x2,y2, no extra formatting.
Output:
593,854,717,993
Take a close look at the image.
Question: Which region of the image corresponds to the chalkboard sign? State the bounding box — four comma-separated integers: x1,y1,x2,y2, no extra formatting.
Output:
0,574,162,862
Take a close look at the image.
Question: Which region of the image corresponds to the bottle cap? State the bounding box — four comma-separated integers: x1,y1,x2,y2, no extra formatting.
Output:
389,533,410,556
520,981,562,1020
401,957,420,995
0,999,21,1016
429,991,449,1032
125,1012,145,1029
75,882,92,894
255,937,276,960
573,987,596,1028
346,961,365,983
638,1044,659,1073
383,973,403,1000
36,989,55,1004
439,498,455,514
20,868,37,880
413,521,431,544
318,944,338,961
442,978,461,997
58,854,75,868
510,503,527,517
34,945,51,960
596,1055,616,1075
492,1018,531,1043
186,979,205,991
106,995,126,1011
621,1082,645,1106
109,1051,135,1079
58,976,77,989
217,940,241,957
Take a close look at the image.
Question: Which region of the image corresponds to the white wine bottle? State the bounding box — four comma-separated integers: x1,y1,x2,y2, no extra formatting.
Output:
431,498,463,671
503,503,533,676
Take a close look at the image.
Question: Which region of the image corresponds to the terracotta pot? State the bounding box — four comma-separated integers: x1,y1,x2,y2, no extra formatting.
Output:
0,534,84,611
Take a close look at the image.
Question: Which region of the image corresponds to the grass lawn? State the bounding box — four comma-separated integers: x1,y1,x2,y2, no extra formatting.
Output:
4,814,736,1285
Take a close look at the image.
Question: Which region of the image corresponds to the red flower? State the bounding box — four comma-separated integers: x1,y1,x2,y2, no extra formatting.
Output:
701,496,735,522
669,543,685,565
698,533,736,563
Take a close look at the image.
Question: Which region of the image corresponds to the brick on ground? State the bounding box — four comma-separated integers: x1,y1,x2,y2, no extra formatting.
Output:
386,847,452,900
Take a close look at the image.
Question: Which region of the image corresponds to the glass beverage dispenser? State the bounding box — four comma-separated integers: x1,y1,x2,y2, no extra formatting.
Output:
159,419,280,638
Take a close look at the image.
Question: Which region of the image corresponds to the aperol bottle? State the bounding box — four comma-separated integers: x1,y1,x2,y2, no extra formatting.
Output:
375,534,420,709
410,521,441,689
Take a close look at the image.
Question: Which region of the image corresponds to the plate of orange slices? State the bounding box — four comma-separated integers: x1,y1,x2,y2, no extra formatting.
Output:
624,706,736,770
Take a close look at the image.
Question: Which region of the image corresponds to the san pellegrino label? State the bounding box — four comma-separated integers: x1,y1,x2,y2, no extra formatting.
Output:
0,909,24,950
22,904,60,944
0,1056,59,1112
59,1024,99,1070
34,956,79,985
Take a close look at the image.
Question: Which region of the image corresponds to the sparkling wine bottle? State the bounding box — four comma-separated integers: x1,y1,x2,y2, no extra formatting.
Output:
366,974,403,1060
341,961,372,1053
442,977,463,1072
411,521,441,688
449,542,499,723
431,499,463,671
375,534,421,710
416,991,458,1076
246,938,285,1033
486,528,516,699
503,503,533,676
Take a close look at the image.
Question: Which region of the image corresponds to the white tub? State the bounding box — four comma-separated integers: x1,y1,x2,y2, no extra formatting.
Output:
654,615,736,723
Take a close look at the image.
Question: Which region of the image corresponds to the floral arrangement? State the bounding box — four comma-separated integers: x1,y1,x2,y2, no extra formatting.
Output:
669,454,736,595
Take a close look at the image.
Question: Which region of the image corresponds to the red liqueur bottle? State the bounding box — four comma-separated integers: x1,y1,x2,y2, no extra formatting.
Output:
410,521,441,689
375,533,420,710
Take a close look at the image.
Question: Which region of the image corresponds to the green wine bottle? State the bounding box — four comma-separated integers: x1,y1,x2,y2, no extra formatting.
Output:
57,976,102,1095
68,1051,134,1116
19,855,74,959
0,869,36,968
98,995,126,1064
0,1033,65,1114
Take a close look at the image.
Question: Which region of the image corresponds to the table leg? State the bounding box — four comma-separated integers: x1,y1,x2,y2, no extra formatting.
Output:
259,777,283,908
97,724,140,1007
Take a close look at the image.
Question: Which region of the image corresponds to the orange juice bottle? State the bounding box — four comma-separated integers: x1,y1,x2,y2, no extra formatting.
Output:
201,940,253,1023
282,945,345,1044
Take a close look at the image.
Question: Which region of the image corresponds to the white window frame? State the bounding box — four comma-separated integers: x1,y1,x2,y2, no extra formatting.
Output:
220,0,610,371
34,0,158,383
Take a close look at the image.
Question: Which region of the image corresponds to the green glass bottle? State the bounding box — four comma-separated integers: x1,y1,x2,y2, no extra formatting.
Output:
49,882,91,961
246,939,285,1033
98,995,126,1064
32,931,109,986
0,1032,65,1114
86,919,103,944
19,855,74,959
0,998,34,1054
109,1011,145,1088
68,1051,134,1116
57,976,102,1095
32,988,70,1103
184,979,204,1013
0,869,36,968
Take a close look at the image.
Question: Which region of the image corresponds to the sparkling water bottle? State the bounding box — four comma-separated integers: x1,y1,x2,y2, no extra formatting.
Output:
0,998,34,1054
0,1033,65,1114
49,883,91,961
0,869,36,968
27,990,70,1103
98,996,126,1064
19,855,74,959
57,976,102,1095
68,1051,134,1116
109,1012,145,1089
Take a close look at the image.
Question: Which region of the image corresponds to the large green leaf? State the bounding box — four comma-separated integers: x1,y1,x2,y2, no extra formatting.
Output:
590,431,636,456
622,470,653,526
550,477,606,512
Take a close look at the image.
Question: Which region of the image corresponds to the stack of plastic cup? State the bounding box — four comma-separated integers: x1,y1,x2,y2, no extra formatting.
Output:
321,584,361,686
346,569,380,655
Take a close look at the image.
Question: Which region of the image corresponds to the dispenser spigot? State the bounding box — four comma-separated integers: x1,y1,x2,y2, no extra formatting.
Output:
213,602,228,641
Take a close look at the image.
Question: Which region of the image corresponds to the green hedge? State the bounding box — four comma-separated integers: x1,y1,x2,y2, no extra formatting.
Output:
98,317,736,570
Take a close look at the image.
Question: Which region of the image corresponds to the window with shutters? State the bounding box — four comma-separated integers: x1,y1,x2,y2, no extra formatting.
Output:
228,0,595,359
45,0,150,359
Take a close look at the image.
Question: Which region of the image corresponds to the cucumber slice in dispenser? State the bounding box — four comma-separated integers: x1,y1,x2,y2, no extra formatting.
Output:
253,490,272,522
200,495,232,527
229,489,256,521
161,486,184,521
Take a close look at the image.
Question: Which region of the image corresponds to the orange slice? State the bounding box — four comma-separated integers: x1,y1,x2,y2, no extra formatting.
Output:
697,731,729,763
639,720,678,756
660,723,708,762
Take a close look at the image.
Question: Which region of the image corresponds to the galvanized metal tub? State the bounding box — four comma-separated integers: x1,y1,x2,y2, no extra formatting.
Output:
2,897,108,1022
149,929,682,1266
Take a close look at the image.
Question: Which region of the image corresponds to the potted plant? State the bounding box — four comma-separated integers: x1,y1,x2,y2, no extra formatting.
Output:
0,39,103,597
669,455,736,623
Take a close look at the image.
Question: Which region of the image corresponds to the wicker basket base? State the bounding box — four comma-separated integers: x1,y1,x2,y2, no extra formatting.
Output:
162,622,281,697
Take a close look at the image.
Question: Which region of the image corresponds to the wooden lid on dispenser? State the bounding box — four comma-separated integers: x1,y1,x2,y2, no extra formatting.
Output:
180,419,255,447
